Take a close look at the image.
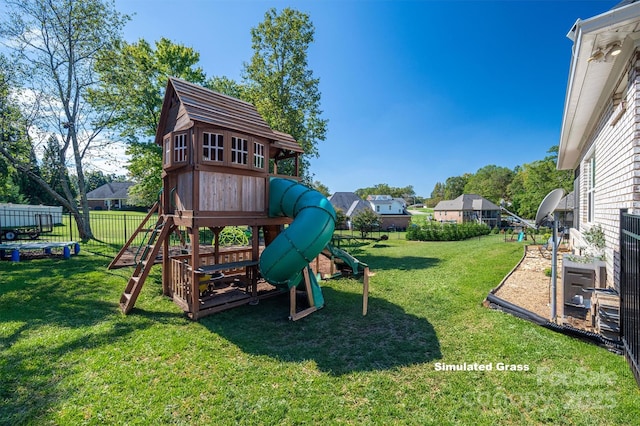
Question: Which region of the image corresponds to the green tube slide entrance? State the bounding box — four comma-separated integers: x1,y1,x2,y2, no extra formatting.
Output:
259,178,337,308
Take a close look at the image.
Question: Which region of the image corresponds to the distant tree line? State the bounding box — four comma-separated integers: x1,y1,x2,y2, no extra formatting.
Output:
427,146,573,218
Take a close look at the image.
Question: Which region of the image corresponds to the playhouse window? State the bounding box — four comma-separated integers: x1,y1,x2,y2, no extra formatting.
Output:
254,142,265,169
163,137,171,165
231,136,248,165
173,133,188,163
203,132,224,162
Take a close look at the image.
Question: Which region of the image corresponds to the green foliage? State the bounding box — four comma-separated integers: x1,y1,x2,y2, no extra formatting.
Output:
406,221,491,241
444,174,471,200
507,146,573,218
312,180,330,197
125,142,162,207
90,37,206,206
243,7,327,182
206,75,250,100
334,208,348,229
355,183,415,200
0,0,130,240
569,224,607,262
463,164,514,204
350,208,380,237
90,37,205,140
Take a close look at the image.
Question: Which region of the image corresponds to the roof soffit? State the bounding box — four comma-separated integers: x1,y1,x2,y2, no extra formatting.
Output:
558,3,640,170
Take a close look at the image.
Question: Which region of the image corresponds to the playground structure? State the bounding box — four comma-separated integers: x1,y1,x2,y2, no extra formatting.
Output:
111,78,368,320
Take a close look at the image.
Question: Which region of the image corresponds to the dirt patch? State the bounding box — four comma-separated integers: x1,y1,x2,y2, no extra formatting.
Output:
492,244,593,331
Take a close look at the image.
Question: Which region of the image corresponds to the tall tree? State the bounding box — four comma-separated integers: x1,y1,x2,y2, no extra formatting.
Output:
243,8,327,183
443,174,470,200
464,165,514,204
311,180,330,197
508,146,573,218
89,38,206,206
0,58,28,203
355,184,415,200
0,0,129,240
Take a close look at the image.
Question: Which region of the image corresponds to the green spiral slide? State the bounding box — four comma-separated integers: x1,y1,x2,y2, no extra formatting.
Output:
259,178,337,308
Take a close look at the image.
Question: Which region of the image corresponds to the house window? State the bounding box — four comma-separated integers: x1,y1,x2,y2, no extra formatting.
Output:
253,142,265,169
203,132,224,162
231,136,248,165
587,155,596,222
173,133,188,163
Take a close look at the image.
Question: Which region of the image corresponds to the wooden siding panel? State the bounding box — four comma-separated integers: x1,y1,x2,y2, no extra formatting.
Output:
199,172,266,212
175,173,193,211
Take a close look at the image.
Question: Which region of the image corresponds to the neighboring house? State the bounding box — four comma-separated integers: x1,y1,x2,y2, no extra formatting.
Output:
433,194,501,228
328,192,371,229
555,191,575,231
86,182,134,210
366,195,410,230
328,192,411,231
557,0,640,289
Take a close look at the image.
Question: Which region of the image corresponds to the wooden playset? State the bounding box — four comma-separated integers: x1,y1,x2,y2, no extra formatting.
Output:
110,78,369,320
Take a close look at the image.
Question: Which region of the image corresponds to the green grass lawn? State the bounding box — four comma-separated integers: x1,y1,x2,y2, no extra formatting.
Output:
1,235,638,425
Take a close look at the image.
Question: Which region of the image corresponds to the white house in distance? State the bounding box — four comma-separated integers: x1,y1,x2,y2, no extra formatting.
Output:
328,193,411,231
366,195,410,230
557,0,640,289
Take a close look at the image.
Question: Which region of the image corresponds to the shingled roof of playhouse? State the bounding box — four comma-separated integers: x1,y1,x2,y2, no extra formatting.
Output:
155,77,302,153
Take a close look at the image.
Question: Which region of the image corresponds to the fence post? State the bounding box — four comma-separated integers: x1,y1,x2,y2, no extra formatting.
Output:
620,208,626,339
124,214,127,246
69,211,73,241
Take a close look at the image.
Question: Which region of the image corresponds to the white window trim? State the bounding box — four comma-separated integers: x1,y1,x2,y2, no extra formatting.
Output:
203,132,224,162
173,133,188,163
253,141,265,169
231,136,248,165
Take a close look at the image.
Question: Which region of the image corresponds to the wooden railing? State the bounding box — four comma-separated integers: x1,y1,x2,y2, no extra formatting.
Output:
168,247,254,309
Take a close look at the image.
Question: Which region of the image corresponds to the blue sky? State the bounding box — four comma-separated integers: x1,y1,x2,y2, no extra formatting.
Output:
113,0,616,197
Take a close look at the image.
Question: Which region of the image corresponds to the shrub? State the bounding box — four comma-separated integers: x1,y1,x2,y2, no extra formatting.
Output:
406,222,490,241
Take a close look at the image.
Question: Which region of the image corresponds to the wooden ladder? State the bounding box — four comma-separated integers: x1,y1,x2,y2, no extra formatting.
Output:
108,202,161,270
119,215,174,314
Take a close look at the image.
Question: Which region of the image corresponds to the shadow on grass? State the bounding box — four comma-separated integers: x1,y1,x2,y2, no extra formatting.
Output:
0,256,163,424
200,286,442,376
355,255,440,272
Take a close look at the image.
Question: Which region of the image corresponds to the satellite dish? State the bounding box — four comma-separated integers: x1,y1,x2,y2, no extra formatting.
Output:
535,188,565,228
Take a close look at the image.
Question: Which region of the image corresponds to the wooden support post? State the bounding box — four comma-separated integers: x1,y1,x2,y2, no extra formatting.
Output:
289,267,319,321
251,225,260,298
303,267,315,308
213,227,222,264
362,266,369,316
189,227,200,319
289,285,297,319
162,220,172,296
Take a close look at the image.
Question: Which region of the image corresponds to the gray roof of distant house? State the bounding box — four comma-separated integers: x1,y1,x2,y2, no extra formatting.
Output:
329,192,362,212
434,194,500,211
328,192,373,217
86,182,134,200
